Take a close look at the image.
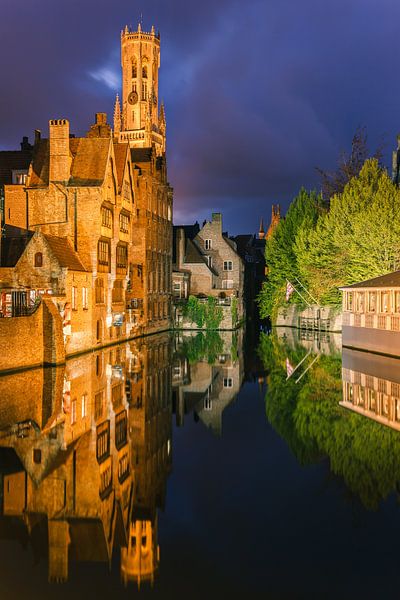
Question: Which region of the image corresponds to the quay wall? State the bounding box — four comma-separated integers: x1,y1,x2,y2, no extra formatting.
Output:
276,304,342,332
0,298,65,373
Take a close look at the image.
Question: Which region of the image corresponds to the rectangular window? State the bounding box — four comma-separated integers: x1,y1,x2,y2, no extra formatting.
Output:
356,292,365,313
206,256,212,268
71,286,78,310
115,410,128,450
116,244,128,269
95,278,104,304
96,421,110,463
223,261,233,271
222,280,234,289
71,399,77,424
205,239,212,250
346,292,353,311
123,181,131,201
173,282,181,299
223,377,233,388
381,291,390,313
82,287,88,310
101,206,112,229
395,291,400,313
81,394,87,418
119,212,130,233
98,240,110,267
142,82,147,101
368,291,376,313
112,280,124,303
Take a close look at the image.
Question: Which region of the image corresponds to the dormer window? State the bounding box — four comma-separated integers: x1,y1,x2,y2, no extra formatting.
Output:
34,252,43,267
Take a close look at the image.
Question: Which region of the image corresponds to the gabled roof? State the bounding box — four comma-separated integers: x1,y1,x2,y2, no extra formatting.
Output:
29,137,111,187
185,239,218,276
113,141,129,192
43,235,87,271
341,270,400,290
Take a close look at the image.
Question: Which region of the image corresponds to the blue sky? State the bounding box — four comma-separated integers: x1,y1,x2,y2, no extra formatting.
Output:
0,0,399,234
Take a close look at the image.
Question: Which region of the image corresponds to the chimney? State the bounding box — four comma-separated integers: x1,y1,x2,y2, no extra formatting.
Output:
20,136,30,152
95,112,107,126
34,129,41,146
211,212,222,233
176,228,185,267
49,119,70,183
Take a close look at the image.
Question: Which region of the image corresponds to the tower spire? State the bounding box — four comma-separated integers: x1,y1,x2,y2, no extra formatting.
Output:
113,93,121,138
259,217,265,239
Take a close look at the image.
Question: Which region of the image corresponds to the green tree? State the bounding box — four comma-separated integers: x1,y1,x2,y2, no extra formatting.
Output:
297,159,400,305
258,188,324,318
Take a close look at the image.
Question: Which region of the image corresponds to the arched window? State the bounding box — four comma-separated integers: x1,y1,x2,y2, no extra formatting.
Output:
131,60,137,78
34,252,43,267
142,65,148,78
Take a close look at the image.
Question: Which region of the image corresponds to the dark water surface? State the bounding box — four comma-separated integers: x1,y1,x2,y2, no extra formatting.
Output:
1,327,400,599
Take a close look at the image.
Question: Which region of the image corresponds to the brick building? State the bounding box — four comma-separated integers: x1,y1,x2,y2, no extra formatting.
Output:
0,23,173,366
172,213,245,329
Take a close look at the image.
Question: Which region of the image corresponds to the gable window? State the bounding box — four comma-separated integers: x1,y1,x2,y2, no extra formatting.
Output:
101,206,113,229
205,239,212,250
223,260,233,271
34,252,43,267
119,212,130,233
223,377,233,388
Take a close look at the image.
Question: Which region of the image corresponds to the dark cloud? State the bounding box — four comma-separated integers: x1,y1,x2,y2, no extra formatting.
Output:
1,0,399,234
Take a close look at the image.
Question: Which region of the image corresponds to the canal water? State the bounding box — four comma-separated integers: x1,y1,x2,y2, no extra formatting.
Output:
1,326,400,598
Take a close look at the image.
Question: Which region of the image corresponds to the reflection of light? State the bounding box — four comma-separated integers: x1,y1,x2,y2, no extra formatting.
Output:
106,314,112,328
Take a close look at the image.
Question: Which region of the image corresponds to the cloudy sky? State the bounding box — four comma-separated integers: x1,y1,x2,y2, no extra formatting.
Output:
0,0,399,234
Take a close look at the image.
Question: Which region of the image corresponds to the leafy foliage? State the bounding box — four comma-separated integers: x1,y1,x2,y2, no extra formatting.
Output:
182,295,224,330
177,331,224,364
257,188,324,318
258,332,400,510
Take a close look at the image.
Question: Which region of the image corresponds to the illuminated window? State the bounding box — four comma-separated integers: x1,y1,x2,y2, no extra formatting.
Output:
34,252,43,267
119,212,130,233
116,244,128,269
81,394,87,418
98,240,110,268
82,287,88,310
101,206,112,229
71,286,78,310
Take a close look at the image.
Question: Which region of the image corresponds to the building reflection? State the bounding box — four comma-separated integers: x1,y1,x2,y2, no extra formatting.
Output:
0,332,172,586
341,347,400,431
172,330,244,435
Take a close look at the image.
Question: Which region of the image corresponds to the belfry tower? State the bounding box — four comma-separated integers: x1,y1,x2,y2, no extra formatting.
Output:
115,23,166,155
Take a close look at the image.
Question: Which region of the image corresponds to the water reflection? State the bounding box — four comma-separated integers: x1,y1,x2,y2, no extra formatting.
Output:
259,328,400,510
0,329,245,587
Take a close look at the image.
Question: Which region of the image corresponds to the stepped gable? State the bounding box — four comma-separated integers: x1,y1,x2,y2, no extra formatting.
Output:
43,234,87,271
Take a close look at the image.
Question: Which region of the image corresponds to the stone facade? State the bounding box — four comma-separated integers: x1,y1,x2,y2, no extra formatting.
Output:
172,213,245,329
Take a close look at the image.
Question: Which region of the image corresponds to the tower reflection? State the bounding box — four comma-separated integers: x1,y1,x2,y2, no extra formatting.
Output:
0,330,244,586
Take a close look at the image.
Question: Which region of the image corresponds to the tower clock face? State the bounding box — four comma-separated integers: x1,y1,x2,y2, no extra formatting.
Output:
128,91,138,105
